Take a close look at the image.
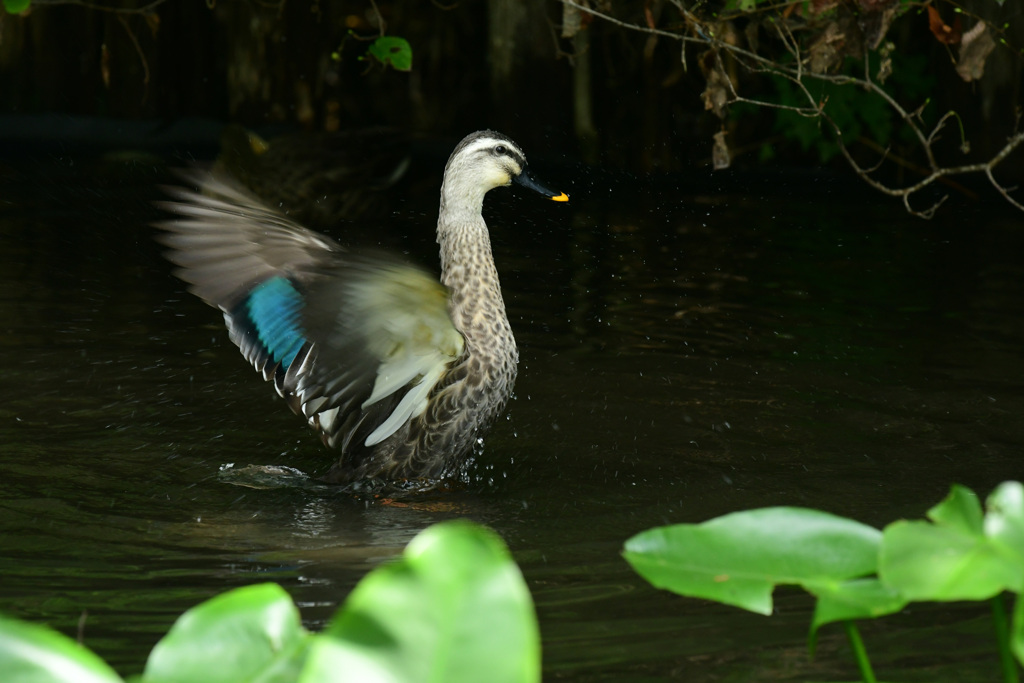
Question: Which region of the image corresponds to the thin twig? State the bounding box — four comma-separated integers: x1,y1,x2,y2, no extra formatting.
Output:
368,0,386,37
559,0,699,43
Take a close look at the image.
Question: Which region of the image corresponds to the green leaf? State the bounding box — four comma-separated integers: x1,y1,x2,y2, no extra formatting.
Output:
928,484,984,535
3,0,31,14
366,36,412,72
880,482,1024,601
805,578,907,646
879,519,1021,600
0,614,123,683
310,520,540,683
984,481,1024,567
142,583,308,683
623,507,881,615
300,637,396,683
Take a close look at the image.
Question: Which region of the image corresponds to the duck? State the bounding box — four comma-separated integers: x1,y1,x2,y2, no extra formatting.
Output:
157,130,568,485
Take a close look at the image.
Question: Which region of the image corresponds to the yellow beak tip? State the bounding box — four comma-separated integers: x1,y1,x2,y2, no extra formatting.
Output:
551,192,569,203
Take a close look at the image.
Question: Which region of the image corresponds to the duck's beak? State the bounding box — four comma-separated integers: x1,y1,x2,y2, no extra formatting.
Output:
514,169,569,202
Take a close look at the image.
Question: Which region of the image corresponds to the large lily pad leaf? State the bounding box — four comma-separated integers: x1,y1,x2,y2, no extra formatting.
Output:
805,577,907,647
142,583,308,683
880,483,1024,601
880,521,1018,600
927,484,983,535
0,615,123,683
984,481,1024,567
310,520,540,683
623,507,881,615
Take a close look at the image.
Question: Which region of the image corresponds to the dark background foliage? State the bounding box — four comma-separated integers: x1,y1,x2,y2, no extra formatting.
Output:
1,0,1017,186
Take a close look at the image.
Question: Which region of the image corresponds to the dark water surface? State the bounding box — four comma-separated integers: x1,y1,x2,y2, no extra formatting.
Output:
1,149,1022,681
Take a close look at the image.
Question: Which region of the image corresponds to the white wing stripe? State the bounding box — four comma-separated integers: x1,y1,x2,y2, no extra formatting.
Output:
363,363,446,446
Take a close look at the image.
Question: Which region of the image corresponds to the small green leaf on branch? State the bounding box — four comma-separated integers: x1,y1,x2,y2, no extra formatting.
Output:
364,36,413,71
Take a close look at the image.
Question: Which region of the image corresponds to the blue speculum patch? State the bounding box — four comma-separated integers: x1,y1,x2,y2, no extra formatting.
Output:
246,277,306,369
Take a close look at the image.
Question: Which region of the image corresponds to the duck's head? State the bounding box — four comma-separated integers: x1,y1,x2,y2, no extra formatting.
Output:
442,130,568,211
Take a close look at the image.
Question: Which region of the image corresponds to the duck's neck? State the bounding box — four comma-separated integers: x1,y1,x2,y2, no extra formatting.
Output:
437,213,516,361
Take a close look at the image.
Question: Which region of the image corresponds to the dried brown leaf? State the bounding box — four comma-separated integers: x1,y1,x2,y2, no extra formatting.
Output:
810,0,840,15
702,71,731,118
956,21,996,81
562,1,582,38
927,6,961,45
700,53,732,119
808,22,846,73
144,12,160,37
876,41,894,84
712,130,730,170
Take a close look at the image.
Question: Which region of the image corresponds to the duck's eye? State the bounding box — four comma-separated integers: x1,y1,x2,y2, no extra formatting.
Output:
495,144,507,155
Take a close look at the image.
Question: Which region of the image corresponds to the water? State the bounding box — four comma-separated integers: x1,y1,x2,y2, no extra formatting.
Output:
1,149,1021,681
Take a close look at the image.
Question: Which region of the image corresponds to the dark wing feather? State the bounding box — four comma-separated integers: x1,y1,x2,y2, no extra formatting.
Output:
155,170,342,310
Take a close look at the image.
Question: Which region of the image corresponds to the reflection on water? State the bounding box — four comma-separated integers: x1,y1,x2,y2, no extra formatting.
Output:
1,153,1021,680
